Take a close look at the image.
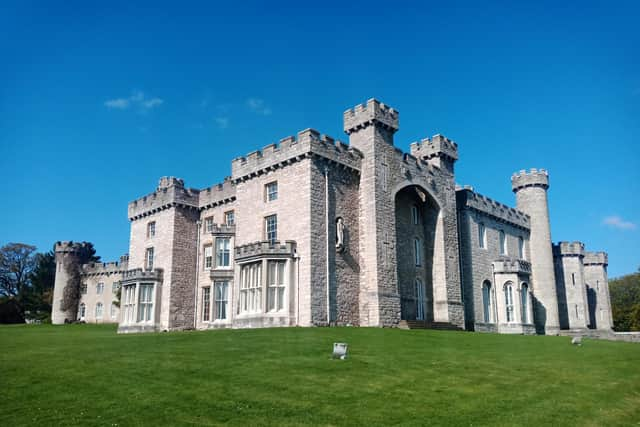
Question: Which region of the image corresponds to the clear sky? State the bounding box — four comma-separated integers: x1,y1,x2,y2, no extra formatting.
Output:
1,1,638,277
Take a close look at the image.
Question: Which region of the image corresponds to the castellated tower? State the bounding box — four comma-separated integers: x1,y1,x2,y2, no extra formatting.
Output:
511,169,560,334
344,99,401,326
52,242,84,324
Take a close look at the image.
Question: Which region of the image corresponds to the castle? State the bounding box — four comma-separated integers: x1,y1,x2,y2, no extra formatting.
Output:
51,99,613,335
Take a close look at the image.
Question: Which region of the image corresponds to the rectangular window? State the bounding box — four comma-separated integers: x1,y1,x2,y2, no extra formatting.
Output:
145,247,154,270
112,282,119,293
267,261,286,312
202,287,211,322
137,284,154,322
215,281,229,320
478,223,486,249
216,238,231,268
499,231,507,255
518,237,525,259
110,303,117,319
414,239,422,266
240,262,262,313
572,273,576,286
96,282,104,295
411,205,420,225
204,245,213,270
147,221,156,238
225,210,235,226
204,216,214,233
265,181,278,202
123,285,136,324
265,215,278,245
81,284,87,295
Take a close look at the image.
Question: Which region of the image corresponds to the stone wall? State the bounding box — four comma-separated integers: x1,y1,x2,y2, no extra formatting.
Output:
553,242,589,330
584,252,612,331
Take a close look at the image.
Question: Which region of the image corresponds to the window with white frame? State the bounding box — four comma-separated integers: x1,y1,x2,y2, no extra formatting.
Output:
147,221,156,238
78,303,86,320
216,238,231,268
414,239,422,266
265,181,278,202
225,211,235,226
521,283,529,323
96,302,103,319
479,223,486,249
110,303,116,319
202,287,211,322
96,282,104,295
137,283,154,322
122,285,136,324
482,280,493,323
215,281,229,320
204,216,214,233
411,205,420,225
145,247,154,270
267,261,286,312
265,215,277,245
204,245,213,270
81,284,87,295
518,237,525,259
499,230,507,255
240,262,262,313
505,282,514,322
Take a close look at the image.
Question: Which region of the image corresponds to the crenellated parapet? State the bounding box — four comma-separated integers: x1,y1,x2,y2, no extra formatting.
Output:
231,129,362,182
456,188,530,230
129,176,200,221
343,98,399,135
210,224,236,235
410,134,459,163
199,178,236,210
492,257,532,274
584,251,608,266
235,240,297,262
511,168,549,192
81,258,129,277
553,241,585,258
121,268,163,284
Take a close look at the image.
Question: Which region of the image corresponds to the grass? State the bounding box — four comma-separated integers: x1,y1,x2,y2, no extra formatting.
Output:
1,325,639,426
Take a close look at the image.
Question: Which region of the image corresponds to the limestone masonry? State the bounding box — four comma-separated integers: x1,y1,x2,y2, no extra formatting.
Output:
51,99,613,335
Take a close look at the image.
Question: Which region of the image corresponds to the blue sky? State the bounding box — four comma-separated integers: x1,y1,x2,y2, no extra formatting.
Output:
1,1,638,277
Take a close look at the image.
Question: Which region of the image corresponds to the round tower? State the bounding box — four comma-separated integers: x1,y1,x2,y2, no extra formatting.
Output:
511,169,560,334
51,241,81,324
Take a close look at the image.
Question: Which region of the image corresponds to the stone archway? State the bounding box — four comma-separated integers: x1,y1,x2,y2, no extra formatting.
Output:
395,185,440,322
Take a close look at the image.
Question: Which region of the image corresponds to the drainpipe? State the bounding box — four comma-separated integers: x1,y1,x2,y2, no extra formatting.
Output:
193,220,202,329
324,164,331,325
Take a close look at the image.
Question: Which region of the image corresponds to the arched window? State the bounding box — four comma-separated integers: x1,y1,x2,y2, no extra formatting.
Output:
478,223,486,248
521,283,529,323
78,303,86,320
482,280,493,323
499,230,507,255
415,278,425,320
518,237,525,259
505,282,514,322
96,302,103,319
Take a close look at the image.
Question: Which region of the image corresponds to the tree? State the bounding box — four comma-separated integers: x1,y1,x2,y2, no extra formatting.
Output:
25,251,56,321
0,243,37,317
609,268,640,331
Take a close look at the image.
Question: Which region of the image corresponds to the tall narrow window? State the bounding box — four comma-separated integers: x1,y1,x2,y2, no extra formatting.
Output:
381,163,389,191
110,303,116,319
415,279,425,320
265,215,278,245
202,287,211,322
147,221,156,238
521,283,529,323
123,285,136,324
505,283,514,322
204,216,214,233
414,239,422,266
215,281,229,320
267,261,286,312
265,181,278,202
78,303,86,320
411,205,420,225
145,247,154,270
96,302,103,319
204,245,213,270
96,282,104,295
518,237,525,259
572,273,576,286
499,230,507,255
112,282,119,293
479,223,486,249
482,281,492,323
596,280,600,292
224,211,235,226
575,304,579,319
81,284,87,295
216,238,231,268
137,284,154,322
240,262,262,313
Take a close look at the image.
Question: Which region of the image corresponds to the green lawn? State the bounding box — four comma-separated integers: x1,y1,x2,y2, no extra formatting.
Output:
1,325,639,426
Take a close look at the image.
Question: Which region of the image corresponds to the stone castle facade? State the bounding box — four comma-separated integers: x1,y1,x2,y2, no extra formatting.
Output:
51,99,613,335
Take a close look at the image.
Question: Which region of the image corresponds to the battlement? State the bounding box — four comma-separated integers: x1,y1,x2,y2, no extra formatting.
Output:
121,268,164,283
235,240,297,262
410,134,459,162
81,257,129,276
209,224,236,235
511,168,549,192
456,188,530,230
584,251,608,266
199,177,236,210
129,177,200,220
343,98,399,135
492,257,532,274
553,241,585,257
54,241,93,254
231,129,362,182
